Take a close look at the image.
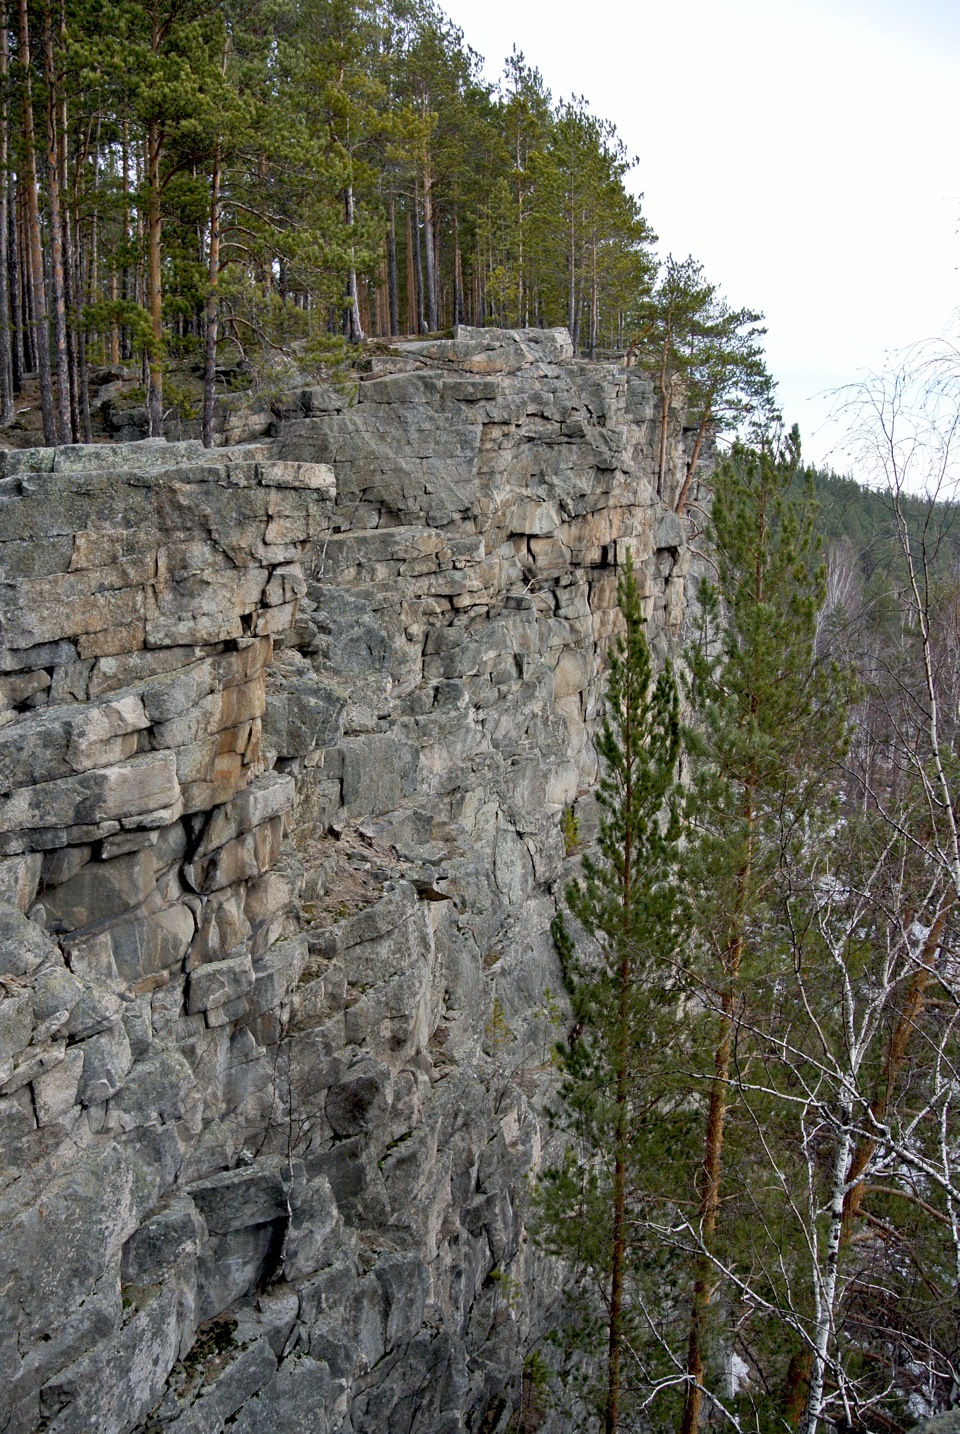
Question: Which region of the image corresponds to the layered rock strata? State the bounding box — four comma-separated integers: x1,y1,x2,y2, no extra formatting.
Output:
0,327,688,1434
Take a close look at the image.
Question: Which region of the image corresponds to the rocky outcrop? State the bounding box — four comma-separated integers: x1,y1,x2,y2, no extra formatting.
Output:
0,328,689,1434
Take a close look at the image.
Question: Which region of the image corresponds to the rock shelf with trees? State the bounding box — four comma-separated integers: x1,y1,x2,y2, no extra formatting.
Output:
0,0,771,465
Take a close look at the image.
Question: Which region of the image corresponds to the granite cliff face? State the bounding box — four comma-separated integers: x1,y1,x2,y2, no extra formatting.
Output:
0,328,689,1434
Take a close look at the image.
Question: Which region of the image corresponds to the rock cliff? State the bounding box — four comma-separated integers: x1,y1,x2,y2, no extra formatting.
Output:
0,327,689,1434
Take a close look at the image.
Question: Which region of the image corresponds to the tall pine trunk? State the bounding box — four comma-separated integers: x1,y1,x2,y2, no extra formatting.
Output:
589,225,598,358
42,0,71,440
545,552,682,1434
17,180,32,375
567,199,576,340
515,142,524,327
18,0,55,442
75,129,91,440
344,181,363,343
412,185,425,334
452,207,463,328
387,190,398,336
675,406,712,516
404,204,415,334
121,120,131,360
9,173,22,394
0,3,14,425
680,802,753,1434
605,781,633,1434
202,145,221,447
422,158,437,332
604,968,629,1434
146,116,164,436
58,19,80,444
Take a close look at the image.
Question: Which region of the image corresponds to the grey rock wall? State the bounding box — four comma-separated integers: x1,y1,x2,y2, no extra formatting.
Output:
0,328,689,1434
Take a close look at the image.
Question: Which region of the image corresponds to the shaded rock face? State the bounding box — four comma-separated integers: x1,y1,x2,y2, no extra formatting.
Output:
0,331,689,1434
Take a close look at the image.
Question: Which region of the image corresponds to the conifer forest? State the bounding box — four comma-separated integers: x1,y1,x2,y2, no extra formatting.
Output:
2,0,960,1432
0,0,774,452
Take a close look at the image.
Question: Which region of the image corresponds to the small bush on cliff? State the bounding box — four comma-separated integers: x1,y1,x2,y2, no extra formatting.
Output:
561,805,581,855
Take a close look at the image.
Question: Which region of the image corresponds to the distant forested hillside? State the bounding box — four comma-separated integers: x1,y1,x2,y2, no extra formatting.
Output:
806,467,960,574
794,467,960,633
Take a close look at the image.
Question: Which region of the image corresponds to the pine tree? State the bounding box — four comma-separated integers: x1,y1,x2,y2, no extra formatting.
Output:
633,255,716,499
678,426,851,1434
539,550,684,1434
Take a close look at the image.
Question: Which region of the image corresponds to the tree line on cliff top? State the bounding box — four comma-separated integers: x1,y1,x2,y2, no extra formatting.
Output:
2,0,773,460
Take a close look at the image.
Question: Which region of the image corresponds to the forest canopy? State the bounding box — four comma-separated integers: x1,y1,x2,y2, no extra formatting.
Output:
3,0,773,453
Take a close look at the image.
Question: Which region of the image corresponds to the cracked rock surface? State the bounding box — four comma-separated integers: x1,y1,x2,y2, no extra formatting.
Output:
0,329,689,1434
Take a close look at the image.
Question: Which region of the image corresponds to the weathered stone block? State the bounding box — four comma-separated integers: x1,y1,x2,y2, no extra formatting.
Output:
257,459,335,491
31,961,82,1027
0,1084,36,1149
0,904,61,976
262,667,345,760
151,676,265,750
187,890,249,970
376,1252,430,1348
120,1192,206,1284
325,1055,394,1138
0,991,33,1064
65,695,150,773
2,569,147,647
248,937,306,1016
187,1159,292,1234
76,1022,133,1104
552,648,590,698
2,1036,65,1097
62,928,120,986
0,750,180,834
123,993,153,1059
340,734,417,816
186,816,284,895
39,847,157,931
112,1047,196,1127
254,599,300,636
107,904,195,983
35,1271,195,1434
243,863,297,933
0,851,42,911
187,951,255,1014
42,844,93,887
165,1337,279,1433
33,1046,84,1123
194,772,295,859
0,667,51,708
227,1354,343,1434
76,621,147,659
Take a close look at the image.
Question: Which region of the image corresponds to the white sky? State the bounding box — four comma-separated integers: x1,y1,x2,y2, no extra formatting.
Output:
439,0,960,472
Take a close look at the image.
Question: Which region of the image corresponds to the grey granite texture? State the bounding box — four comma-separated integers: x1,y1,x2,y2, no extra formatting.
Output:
0,329,689,1433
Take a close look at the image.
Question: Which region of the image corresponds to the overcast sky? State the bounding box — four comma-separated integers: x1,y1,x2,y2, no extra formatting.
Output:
439,0,960,471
